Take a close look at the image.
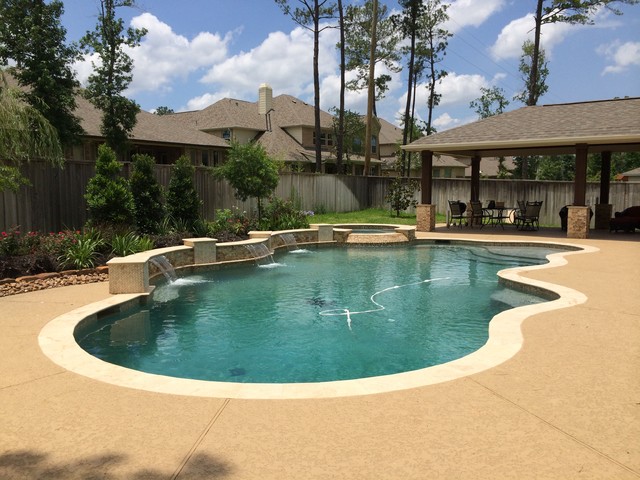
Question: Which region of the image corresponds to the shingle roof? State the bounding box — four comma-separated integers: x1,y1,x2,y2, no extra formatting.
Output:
378,118,402,146
75,95,229,148
404,97,640,156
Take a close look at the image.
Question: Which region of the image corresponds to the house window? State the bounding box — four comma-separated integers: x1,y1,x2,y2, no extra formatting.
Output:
313,131,334,147
353,137,363,154
202,151,209,166
223,129,231,141
371,135,377,154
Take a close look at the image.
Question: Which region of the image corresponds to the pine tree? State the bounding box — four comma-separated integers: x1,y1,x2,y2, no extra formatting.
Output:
130,153,165,234
167,155,201,229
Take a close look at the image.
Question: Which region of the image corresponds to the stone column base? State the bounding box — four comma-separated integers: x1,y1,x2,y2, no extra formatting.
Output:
310,224,334,242
567,206,590,239
416,204,436,232
183,237,217,264
594,204,612,230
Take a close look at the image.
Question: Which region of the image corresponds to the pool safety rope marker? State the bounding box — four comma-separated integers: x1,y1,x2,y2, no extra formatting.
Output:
319,277,449,330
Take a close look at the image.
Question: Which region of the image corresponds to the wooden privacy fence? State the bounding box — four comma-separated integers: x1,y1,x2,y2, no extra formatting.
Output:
1,160,638,232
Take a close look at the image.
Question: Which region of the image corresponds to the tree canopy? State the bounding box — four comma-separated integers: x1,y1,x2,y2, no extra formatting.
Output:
0,0,84,147
213,141,280,220
81,0,146,156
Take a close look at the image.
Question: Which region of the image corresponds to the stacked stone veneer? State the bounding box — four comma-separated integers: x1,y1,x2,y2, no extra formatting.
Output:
107,225,416,295
567,206,591,239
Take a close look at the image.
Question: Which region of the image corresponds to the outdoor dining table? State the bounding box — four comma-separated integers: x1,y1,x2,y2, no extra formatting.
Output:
482,206,514,229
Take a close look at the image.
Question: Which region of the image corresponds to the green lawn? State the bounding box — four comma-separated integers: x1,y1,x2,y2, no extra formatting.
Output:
309,208,446,225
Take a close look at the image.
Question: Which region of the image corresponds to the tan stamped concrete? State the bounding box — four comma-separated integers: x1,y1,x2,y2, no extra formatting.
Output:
1,228,639,479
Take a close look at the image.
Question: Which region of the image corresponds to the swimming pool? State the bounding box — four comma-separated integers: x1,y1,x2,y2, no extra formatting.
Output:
76,244,559,384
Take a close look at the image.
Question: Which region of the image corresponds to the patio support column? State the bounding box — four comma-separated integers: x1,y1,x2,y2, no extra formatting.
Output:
595,151,612,229
568,143,589,238
417,150,435,232
420,150,433,204
470,155,481,202
573,143,588,206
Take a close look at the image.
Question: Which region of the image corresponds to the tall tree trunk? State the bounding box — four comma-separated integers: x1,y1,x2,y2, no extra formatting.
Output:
364,0,378,177
401,4,418,178
528,0,544,107
313,0,322,172
336,0,345,174
522,0,544,179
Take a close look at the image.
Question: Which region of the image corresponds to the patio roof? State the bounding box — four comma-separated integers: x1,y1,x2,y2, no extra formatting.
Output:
403,97,640,157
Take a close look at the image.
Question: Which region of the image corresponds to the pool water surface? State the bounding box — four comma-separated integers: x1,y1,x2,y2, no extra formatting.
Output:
77,245,557,383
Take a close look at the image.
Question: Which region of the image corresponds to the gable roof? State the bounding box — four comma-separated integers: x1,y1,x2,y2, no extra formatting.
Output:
75,95,229,148
404,97,640,157
378,117,402,146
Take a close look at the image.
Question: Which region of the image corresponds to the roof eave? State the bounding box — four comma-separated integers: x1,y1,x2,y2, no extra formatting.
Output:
402,134,640,155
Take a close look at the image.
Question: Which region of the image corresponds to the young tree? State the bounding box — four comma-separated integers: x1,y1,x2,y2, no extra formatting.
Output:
276,0,336,172
469,86,511,178
213,141,279,221
154,106,174,116
343,0,401,108
166,155,201,229
470,86,510,119
335,0,346,173
393,0,426,176
0,0,83,147
331,108,366,169
81,0,147,156
514,40,549,178
85,143,134,227
420,0,451,137
130,153,165,234
385,177,419,217
527,0,638,107
0,79,64,192
514,40,549,106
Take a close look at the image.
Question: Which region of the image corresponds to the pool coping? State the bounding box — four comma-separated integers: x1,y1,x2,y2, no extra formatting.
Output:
37,239,598,400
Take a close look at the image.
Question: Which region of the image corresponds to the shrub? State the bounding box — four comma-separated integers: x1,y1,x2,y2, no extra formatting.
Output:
110,232,154,257
259,196,310,231
0,227,22,256
58,232,105,269
166,155,201,229
130,153,165,234
211,207,254,237
85,144,134,227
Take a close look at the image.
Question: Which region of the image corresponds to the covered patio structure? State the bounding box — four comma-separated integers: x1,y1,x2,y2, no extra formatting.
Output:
403,97,640,238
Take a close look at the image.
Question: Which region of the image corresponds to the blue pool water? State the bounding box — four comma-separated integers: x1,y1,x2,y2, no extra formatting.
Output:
77,244,559,383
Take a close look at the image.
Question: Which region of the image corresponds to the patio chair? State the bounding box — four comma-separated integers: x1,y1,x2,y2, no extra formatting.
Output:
447,200,466,228
515,201,543,231
469,201,490,228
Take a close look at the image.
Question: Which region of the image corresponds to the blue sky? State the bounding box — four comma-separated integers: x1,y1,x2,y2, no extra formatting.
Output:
61,0,640,131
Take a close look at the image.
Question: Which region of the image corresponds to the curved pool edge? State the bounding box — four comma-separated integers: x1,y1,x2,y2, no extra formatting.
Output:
38,240,598,400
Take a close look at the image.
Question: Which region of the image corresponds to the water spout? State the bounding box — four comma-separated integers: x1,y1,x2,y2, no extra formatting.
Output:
149,255,177,282
279,233,300,251
244,243,276,266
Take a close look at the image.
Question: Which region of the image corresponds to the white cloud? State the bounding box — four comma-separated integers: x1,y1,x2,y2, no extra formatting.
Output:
74,13,234,96
126,13,233,95
433,112,459,130
184,91,231,111
490,13,575,60
199,25,339,101
414,72,488,107
599,41,640,74
445,0,506,31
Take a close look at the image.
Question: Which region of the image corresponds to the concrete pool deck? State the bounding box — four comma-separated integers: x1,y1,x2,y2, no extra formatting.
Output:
1,228,638,479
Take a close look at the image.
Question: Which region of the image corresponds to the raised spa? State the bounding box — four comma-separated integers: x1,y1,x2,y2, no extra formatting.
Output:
76,244,562,384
